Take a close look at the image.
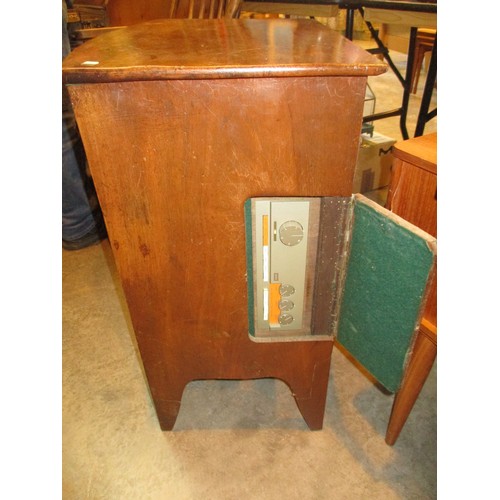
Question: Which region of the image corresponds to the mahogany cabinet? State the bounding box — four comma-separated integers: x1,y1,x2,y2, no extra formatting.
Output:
63,19,435,432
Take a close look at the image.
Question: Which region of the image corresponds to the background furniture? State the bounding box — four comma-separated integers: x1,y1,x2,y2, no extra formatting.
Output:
105,0,169,25
240,1,338,17
68,0,241,46
385,131,437,444
239,0,437,138
69,0,109,27
168,0,242,18
358,2,437,138
410,28,437,94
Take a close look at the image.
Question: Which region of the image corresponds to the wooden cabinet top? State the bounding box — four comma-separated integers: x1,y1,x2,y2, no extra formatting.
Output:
62,18,387,84
392,132,437,174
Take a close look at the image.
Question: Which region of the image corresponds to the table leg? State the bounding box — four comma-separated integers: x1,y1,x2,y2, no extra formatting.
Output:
398,26,417,140
345,7,355,40
385,325,436,445
357,14,416,140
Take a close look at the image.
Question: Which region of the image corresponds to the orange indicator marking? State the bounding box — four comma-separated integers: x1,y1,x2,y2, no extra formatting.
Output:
262,215,269,246
269,283,282,327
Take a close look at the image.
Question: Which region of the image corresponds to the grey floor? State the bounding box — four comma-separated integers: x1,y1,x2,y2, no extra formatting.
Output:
62,36,437,499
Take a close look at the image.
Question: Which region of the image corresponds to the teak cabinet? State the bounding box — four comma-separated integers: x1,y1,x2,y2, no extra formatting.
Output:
385,132,437,444
63,19,435,432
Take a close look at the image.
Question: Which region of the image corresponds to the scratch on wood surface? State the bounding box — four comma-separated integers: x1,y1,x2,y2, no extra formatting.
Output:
114,88,124,110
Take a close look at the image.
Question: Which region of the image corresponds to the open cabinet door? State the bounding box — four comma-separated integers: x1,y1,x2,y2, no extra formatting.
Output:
336,194,437,393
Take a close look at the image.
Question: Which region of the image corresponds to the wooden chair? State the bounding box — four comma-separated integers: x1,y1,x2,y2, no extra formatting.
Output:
69,0,242,46
410,28,437,95
70,0,109,27
169,0,241,19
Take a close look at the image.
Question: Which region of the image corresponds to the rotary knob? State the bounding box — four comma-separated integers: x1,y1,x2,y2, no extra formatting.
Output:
279,299,294,311
279,220,304,246
279,284,295,297
278,313,294,326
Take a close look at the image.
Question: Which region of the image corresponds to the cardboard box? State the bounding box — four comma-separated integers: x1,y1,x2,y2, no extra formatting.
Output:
353,132,396,194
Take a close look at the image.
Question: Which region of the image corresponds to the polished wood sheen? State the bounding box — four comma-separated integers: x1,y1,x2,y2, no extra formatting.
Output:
385,132,437,444
63,19,386,430
62,18,387,83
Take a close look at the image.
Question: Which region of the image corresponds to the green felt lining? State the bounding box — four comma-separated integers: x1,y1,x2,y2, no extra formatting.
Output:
336,197,435,393
244,199,256,336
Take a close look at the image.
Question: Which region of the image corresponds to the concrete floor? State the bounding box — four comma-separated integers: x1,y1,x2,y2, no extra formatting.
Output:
63,241,436,499
62,34,437,500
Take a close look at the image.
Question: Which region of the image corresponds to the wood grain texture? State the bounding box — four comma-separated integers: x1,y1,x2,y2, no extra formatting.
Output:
389,132,437,176
387,132,437,323
387,157,437,238
65,19,381,430
385,326,436,445
106,0,170,26
62,18,387,83
241,1,338,17
364,7,436,29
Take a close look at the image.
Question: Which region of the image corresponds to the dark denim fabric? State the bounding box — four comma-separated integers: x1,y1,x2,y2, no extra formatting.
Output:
62,1,101,241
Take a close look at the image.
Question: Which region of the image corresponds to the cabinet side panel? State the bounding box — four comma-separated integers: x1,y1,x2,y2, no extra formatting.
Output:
387,158,437,237
67,76,365,356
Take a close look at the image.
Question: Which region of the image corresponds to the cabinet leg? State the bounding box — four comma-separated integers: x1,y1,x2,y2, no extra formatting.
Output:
385,329,436,445
289,358,331,431
151,382,187,431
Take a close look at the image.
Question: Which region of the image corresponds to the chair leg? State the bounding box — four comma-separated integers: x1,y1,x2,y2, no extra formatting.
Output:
411,47,426,94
